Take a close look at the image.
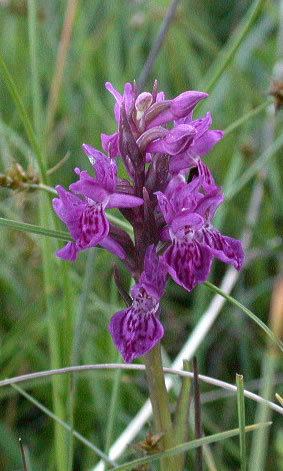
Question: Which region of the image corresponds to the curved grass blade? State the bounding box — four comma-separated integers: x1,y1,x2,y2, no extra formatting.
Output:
0,217,71,242
0,52,45,176
204,282,283,354
226,131,283,200
203,0,267,93
113,422,271,471
12,384,117,467
224,99,272,137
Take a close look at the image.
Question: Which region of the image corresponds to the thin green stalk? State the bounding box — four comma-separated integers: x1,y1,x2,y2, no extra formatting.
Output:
204,282,283,353
12,384,117,466
104,359,122,456
0,217,71,242
173,359,192,471
39,196,69,471
27,0,43,139
27,3,71,470
143,343,175,471
203,0,267,93
0,52,45,177
226,126,283,201
68,250,97,471
223,99,271,136
249,352,278,471
0,214,132,242
105,281,122,457
112,422,272,471
236,374,247,471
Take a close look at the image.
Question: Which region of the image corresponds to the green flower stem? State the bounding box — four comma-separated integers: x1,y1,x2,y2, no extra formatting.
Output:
143,343,175,471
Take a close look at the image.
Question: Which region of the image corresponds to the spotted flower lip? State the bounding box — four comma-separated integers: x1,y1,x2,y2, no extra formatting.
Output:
109,246,168,363
156,175,244,292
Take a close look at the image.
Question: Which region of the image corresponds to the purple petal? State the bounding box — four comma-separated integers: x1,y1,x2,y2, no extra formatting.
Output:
82,144,117,193
146,124,196,155
192,130,224,157
169,154,196,175
196,160,217,189
105,82,122,103
171,91,208,119
136,126,168,153
101,132,120,158
165,239,212,291
171,211,204,234
191,112,212,136
109,306,164,363
202,229,244,270
163,174,202,215
52,186,86,240
123,82,136,115
155,191,174,224
195,188,224,219
107,192,144,209
70,170,109,203
169,152,195,174
156,91,165,102
147,92,208,127
105,82,122,122
56,242,79,261
100,236,126,259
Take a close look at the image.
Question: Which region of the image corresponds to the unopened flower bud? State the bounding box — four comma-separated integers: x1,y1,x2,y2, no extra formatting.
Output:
135,92,153,120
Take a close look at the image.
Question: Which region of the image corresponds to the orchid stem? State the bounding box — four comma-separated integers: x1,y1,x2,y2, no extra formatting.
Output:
143,343,175,471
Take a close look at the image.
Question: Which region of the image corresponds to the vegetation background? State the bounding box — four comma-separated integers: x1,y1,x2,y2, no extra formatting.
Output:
0,0,282,470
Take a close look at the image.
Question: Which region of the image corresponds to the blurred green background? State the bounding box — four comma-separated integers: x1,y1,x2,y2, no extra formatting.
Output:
0,0,282,470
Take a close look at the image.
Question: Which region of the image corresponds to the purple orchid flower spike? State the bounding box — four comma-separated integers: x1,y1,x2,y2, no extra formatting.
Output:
156,175,244,292
53,144,143,261
109,246,168,363
53,80,244,362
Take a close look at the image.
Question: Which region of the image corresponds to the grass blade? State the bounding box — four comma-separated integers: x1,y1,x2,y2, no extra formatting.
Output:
0,52,45,176
12,384,117,467
226,131,283,200
223,99,272,136
236,374,247,471
203,0,267,93
112,423,272,471
0,217,71,242
204,281,283,354
173,359,192,471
